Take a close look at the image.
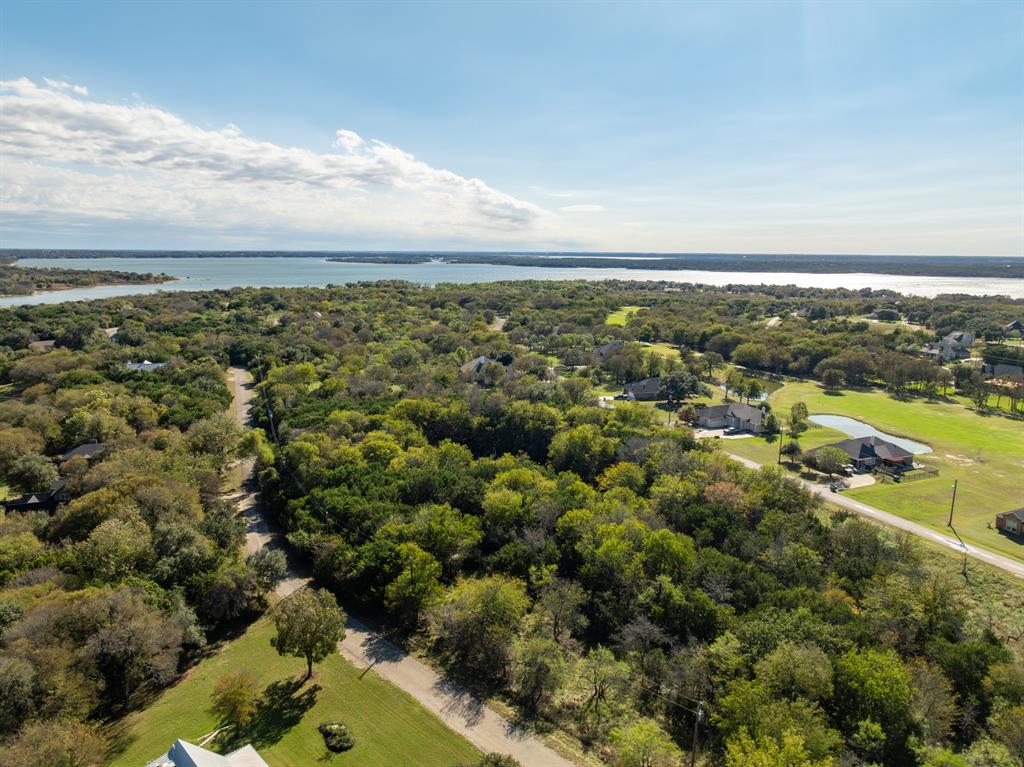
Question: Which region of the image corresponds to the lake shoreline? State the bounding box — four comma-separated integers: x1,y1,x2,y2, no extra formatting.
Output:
3,256,1023,307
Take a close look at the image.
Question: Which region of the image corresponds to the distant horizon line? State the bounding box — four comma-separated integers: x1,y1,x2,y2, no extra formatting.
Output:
3,248,1021,260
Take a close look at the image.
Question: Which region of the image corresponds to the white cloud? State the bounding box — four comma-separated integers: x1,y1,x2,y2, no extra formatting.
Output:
559,204,604,213
42,77,88,96
0,77,550,243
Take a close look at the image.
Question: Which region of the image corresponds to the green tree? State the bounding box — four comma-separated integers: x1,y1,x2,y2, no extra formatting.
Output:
384,542,443,627
609,720,682,767
247,548,287,591
210,670,260,729
821,368,845,390
724,728,833,767
271,588,347,680
0,719,107,767
511,636,569,714
429,575,529,680
548,424,617,481
813,446,848,478
7,452,57,494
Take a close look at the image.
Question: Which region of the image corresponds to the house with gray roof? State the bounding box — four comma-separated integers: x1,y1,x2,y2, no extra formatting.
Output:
810,436,913,471
923,331,975,361
696,402,766,433
623,377,664,401
594,341,625,361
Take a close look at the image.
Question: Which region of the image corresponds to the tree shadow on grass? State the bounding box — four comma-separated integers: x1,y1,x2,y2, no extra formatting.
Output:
223,677,321,751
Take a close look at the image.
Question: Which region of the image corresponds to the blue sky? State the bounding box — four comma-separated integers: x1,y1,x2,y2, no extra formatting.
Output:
1,1,1021,254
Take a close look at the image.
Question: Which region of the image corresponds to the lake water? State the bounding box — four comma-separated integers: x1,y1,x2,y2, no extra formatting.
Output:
808,414,932,454
3,256,1023,308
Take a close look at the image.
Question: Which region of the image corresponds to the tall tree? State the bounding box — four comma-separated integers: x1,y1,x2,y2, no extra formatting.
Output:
271,588,347,680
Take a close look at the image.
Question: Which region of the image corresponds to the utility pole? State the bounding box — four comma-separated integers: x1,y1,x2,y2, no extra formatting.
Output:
689,701,704,767
947,480,969,580
777,424,784,464
947,479,958,527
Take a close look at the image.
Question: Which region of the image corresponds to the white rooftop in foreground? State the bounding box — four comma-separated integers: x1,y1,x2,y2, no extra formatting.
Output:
147,739,269,767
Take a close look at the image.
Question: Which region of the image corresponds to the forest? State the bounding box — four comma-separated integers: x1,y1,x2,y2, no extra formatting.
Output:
0,280,1021,767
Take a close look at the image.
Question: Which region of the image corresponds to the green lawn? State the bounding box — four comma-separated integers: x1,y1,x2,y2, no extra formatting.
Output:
723,423,848,466
106,618,479,767
644,342,679,360
606,305,641,326
760,381,1024,561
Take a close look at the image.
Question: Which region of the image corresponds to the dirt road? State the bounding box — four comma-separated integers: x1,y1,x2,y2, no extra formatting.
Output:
226,367,577,765
339,619,576,767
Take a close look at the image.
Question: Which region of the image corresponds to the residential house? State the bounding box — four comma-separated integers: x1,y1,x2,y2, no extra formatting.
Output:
459,355,504,384
623,377,664,401
127,360,168,372
1005,320,1023,332
696,402,766,433
3,479,70,513
594,341,625,361
148,739,269,767
810,436,914,472
923,331,976,361
995,509,1023,538
62,440,106,462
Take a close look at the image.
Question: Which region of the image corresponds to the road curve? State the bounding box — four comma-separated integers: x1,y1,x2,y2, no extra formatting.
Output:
227,367,577,765
726,452,1024,579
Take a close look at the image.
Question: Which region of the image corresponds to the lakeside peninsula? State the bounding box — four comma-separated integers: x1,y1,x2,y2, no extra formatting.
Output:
0,256,173,297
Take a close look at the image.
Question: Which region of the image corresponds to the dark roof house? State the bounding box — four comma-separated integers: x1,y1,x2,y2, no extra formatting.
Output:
623,377,664,401
3,479,70,513
696,402,766,433
594,341,626,361
62,441,106,462
811,436,913,469
1004,320,1023,332
460,355,496,375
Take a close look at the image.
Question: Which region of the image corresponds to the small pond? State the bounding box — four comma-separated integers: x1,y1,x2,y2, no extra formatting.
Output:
808,414,932,454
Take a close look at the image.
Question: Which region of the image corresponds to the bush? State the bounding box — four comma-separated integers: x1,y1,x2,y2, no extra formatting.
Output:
318,721,355,752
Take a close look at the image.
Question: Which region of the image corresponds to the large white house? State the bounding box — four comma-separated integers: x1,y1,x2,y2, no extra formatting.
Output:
148,739,268,767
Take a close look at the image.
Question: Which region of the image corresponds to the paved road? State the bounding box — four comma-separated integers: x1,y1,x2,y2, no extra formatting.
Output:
726,451,1024,579
227,367,576,765
339,620,576,767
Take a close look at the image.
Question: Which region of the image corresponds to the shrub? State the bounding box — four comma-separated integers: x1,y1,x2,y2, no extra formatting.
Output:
318,721,355,752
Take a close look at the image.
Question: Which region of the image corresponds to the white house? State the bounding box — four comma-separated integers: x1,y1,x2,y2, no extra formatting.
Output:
148,739,269,767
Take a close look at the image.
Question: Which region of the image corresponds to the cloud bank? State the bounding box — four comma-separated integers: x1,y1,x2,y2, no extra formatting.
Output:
0,77,551,245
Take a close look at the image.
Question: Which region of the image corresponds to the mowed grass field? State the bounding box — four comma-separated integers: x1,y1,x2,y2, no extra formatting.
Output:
106,618,479,767
606,305,642,326
754,380,1024,561
723,422,849,466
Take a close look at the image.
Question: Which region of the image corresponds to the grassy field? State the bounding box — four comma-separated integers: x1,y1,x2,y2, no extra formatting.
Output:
606,305,642,326
723,422,848,466
106,619,479,767
754,380,1024,561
